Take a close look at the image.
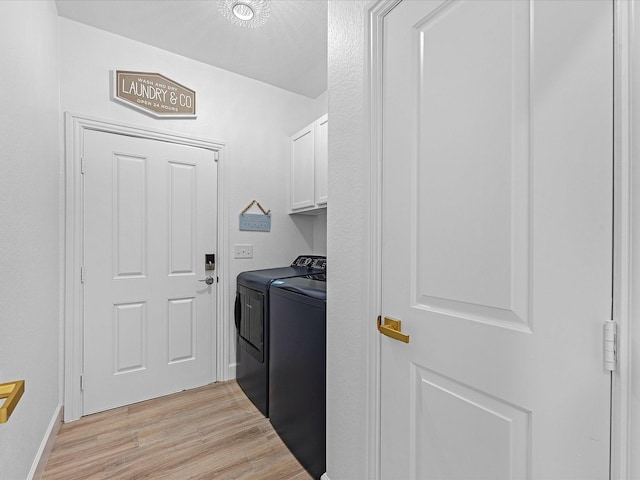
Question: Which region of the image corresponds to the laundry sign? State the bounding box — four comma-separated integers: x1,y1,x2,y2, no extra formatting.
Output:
112,70,196,118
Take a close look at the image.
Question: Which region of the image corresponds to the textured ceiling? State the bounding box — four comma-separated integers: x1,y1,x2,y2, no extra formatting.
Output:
55,0,328,98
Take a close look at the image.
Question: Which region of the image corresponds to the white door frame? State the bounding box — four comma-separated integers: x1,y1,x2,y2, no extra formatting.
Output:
365,2,401,480
365,1,633,479
612,1,636,478
62,112,229,422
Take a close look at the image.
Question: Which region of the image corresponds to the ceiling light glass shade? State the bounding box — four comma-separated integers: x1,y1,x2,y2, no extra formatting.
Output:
233,3,254,21
218,0,271,28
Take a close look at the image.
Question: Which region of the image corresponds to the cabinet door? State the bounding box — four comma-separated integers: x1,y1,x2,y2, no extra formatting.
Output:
314,114,328,206
291,125,316,210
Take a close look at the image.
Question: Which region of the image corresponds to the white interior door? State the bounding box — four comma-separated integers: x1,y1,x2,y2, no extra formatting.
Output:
83,130,217,415
380,1,613,478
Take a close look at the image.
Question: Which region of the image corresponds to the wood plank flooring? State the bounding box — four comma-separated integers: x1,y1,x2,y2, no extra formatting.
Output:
42,381,313,480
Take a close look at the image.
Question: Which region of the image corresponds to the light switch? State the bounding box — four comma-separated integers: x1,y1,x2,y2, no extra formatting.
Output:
234,244,253,259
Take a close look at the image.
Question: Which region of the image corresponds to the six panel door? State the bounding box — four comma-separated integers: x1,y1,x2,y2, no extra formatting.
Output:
83,130,217,415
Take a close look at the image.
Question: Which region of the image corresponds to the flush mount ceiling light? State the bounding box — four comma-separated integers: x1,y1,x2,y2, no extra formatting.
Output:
217,0,271,28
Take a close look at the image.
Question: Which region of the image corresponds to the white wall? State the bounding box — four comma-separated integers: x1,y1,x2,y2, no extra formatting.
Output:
312,213,328,256
326,1,370,478
0,1,61,478
630,3,640,477
59,18,324,376
313,90,329,120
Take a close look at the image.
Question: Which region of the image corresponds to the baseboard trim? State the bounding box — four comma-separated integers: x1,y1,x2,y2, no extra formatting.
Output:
28,405,63,480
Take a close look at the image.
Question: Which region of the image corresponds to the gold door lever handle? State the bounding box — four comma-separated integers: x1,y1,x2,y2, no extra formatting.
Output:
0,380,24,423
377,316,410,343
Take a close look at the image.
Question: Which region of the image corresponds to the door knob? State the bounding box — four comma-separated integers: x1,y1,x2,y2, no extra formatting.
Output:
377,316,410,343
199,276,214,285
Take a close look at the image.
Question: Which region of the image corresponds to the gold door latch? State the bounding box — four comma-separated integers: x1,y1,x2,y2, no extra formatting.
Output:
377,316,410,343
0,380,24,424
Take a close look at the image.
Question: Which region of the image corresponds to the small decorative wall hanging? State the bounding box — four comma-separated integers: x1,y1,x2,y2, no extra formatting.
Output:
239,200,271,232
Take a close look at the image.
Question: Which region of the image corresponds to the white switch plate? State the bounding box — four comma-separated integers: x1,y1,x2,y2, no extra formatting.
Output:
234,244,253,259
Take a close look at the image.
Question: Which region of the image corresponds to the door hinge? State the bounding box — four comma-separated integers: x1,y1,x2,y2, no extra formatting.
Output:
80,375,84,391
81,157,85,174
214,150,219,162
80,265,85,283
604,320,617,372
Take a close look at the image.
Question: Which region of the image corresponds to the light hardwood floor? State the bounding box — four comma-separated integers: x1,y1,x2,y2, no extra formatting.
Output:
42,381,314,480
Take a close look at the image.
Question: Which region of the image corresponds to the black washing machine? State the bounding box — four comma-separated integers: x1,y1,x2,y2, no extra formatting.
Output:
269,274,327,479
234,255,326,417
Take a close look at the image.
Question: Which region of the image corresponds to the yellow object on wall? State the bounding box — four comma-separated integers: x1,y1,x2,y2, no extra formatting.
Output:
0,380,24,423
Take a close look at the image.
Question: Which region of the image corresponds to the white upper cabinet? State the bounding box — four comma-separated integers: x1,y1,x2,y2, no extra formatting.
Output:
290,114,328,214
314,115,328,206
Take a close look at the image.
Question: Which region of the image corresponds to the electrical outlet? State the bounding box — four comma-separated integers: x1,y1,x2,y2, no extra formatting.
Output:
234,244,253,259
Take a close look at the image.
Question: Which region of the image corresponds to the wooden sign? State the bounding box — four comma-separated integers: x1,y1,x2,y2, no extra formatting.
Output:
113,70,196,118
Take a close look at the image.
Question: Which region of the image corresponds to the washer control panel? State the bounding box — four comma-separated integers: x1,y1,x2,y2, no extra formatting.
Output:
291,255,326,270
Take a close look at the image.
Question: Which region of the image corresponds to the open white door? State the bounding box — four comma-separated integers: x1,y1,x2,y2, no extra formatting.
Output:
380,1,613,478
82,130,217,415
